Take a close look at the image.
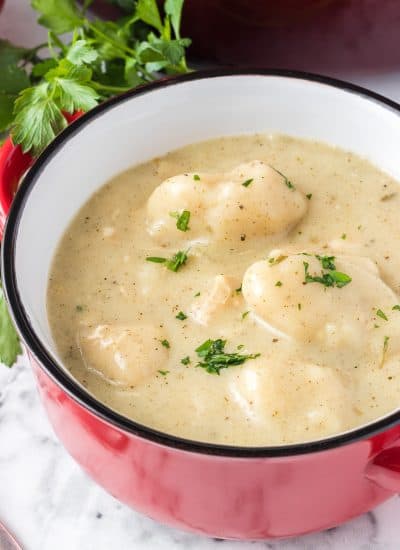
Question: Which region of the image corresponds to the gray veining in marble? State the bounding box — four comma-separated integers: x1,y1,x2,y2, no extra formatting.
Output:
2,2,400,548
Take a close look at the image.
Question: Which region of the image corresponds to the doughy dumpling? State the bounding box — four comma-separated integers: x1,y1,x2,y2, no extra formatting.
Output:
146,161,308,245
190,275,240,325
78,324,168,386
242,252,400,352
228,359,353,443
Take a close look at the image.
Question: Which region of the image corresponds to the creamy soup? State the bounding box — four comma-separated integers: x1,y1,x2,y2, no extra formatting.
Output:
47,134,400,446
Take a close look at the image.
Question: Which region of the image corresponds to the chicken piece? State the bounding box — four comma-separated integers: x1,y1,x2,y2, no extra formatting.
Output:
242,252,399,354
190,275,240,325
228,359,353,443
78,324,168,386
146,161,308,245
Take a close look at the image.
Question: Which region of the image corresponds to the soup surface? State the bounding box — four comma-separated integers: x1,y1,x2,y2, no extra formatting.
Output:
47,134,400,446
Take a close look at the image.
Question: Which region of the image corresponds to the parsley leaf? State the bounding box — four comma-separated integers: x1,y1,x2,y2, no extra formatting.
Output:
165,0,184,38
271,166,295,190
303,255,352,289
176,210,190,232
161,339,170,348
146,249,189,272
376,309,388,321
0,284,22,367
181,355,190,365
242,178,253,188
176,311,187,320
136,0,164,33
12,83,68,155
66,40,99,66
393,305,400,311
158,369,169,375
194,339,260,375
31,0,83,34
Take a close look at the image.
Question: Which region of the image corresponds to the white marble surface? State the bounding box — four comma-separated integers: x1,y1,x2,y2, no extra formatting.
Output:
2,1,400,549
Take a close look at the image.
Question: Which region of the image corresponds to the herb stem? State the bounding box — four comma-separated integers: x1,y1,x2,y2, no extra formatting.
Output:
87,23,136,57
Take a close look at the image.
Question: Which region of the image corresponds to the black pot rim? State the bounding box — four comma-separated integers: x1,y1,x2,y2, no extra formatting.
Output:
3,68,400,458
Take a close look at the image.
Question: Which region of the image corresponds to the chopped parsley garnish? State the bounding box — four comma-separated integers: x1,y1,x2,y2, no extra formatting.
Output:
146,249,189,272
161,339,170,348
381,336,390,368
242,178,254,188
275,281,282,287
158,370,169,376
242,311,250,319
392,305,400,311
169,210,190,231
194,338,260,375
341,233,347,240
376,309,388,321
303,255,352,289
176,210,191,232
193,174,200,181
194,291,201,297
271,167,295,190
235,285,242,293
76,305,84,312
298,303,302,310
176,311,187,321
237,344,244,350
181,356,191,365
146,256,166,263
306,193,312,200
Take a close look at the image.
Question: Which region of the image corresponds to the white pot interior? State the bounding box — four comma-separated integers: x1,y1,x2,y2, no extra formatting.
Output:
11,73,400,366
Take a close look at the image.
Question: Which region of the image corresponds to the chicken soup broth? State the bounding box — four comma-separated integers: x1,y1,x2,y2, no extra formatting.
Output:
47,134,400,446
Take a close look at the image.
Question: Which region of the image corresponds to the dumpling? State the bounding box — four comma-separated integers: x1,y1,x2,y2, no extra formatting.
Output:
190,275,240,325
146,161,308,245
228,359,353,443
242,252,400,353
78,324,168,386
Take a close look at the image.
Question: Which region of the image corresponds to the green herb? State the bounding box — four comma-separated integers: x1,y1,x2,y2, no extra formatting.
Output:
176,210,190,232
271,167,295,190
181,356,190,365
376,309,388,321
298,303,302,310
176,311,187,320
146,249,189,272
315,255,336,270
158,369,169,376
75,304,84,312
303,255,352,289
306,193,312,200
146,256,167,264
194,291,200,297
242,178,253,188
381,336,390,368
194,338,260,375
161,339,170,348
235,285,242,293
0,283,22,367
193,174,200,181
275,281,282,287
341,233,347,240
241,311,250,319
392,305,400,311
1,0,190,155
237,344,244,350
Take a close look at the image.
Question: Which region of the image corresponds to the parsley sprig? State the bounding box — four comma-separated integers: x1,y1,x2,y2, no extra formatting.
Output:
195,339,260,375
303,255,352,289
0,0,190,156
0,283,22,367
146,249,189,272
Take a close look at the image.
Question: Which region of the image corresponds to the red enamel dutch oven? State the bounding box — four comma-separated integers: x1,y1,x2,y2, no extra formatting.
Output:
2,70,400,540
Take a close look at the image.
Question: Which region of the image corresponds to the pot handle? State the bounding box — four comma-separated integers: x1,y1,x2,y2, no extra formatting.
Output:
0,111,84,239
366,445,400,492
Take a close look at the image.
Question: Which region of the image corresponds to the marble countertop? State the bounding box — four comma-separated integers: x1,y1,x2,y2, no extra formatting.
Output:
2,2,400,549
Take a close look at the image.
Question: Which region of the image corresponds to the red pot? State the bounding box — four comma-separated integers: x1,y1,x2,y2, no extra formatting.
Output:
2,70,400,540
